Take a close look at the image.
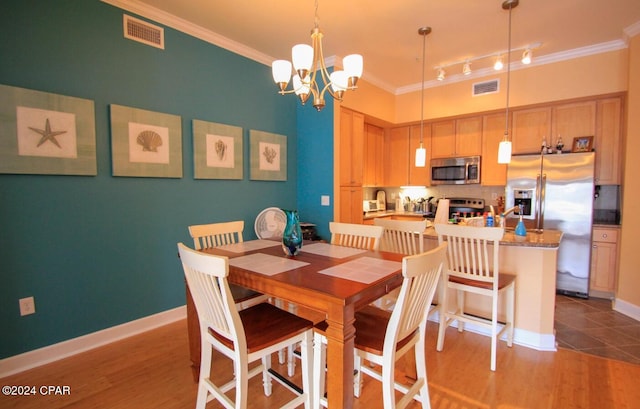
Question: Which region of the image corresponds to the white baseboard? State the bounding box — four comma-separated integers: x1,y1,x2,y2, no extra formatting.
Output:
613,298,640,322
0,305,186,378
428,312,557,352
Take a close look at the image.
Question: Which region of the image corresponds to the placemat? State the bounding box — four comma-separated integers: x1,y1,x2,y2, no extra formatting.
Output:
229,253,309,276
300,242,367,259
217,240,281,253
317,257,402,284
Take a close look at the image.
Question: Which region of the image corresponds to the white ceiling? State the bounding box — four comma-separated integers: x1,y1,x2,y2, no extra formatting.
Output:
107,0,640,94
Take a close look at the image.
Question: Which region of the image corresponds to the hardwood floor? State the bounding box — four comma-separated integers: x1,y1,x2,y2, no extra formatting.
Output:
2,317,639,409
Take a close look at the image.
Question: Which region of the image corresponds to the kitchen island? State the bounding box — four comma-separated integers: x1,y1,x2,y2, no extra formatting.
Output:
423,226,562,351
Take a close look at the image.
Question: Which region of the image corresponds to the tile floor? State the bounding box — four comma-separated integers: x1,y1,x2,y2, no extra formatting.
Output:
554,294,640,365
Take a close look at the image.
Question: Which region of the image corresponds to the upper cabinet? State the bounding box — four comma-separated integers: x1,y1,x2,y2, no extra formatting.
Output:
481,113,508,186
512,107,551,154
339,108,364,187
385,126,410,186
551,101,596,150
595,97,623,185
431,118,482,159
363,123,385,186
384,125,431,186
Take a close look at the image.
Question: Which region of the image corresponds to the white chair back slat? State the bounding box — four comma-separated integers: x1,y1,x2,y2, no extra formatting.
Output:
188,220,244,250
436,224,504,285
385,243,447,354
374,218,427,255
177,243,243,345
329,222,384,251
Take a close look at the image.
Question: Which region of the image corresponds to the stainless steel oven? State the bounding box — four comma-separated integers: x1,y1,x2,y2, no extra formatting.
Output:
430,156,480,185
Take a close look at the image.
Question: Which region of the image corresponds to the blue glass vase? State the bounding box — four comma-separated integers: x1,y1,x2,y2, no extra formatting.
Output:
282,209,303,256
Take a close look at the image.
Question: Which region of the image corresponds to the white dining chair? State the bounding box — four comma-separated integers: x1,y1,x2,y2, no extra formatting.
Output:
177,243,314,409
312,243,447,408
372,218,427,311
434,224,516,371
188,221,270,310
329,221,384,251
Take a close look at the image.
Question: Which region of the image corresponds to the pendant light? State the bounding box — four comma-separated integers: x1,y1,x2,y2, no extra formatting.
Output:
498,0,519,164
415,26,431,168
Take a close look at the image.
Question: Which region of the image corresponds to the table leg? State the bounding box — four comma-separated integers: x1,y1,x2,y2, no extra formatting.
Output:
324,303,356,409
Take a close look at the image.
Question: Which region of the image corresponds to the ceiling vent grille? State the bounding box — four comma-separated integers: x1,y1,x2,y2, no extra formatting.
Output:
123,15,164,49
472,79,499,96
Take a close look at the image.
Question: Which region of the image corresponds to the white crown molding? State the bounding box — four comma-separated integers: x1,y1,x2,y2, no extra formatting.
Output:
0,305,186,378
625,20,640,40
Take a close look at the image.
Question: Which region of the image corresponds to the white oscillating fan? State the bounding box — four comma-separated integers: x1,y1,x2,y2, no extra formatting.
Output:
254,207,286,239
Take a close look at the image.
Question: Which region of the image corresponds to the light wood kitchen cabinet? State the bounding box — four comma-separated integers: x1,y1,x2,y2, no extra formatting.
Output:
430,118,482,159
409,124,431,185
339,186,363,224
595,97,623,185
512,107,551,154
385,125,432,186
481,113,508,186
590,226,619,297
338,108,364,186
385,126,410,186
551,101,596,151
363,123,384,186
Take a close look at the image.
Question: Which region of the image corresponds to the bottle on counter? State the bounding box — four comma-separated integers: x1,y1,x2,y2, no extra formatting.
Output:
515,214,527,237
486,213,494,227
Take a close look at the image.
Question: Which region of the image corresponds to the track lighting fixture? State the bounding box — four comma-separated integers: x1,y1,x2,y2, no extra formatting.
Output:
463,61,471,75
434,41,540,80
494,55,504,70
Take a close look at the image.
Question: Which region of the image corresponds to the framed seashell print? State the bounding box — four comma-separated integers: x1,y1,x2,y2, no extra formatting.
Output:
249,130,287,181
0,83,97,175
192,119,243,179
110,104,182,178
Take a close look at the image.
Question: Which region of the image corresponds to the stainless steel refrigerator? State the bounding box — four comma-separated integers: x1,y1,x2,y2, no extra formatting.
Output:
505,152,595,297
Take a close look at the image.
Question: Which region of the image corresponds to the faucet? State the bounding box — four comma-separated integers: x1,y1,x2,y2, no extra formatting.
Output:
499,205,522,227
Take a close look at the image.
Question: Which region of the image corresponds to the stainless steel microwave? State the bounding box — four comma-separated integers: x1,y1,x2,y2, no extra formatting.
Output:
430,156,481,185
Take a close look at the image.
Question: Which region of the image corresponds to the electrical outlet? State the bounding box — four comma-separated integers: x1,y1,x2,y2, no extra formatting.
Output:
321,195,330,206
19,296,35,316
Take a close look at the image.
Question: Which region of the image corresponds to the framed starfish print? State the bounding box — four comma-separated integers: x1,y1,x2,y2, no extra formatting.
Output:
0,84,97,175
110,104,182,178
249,130,287,181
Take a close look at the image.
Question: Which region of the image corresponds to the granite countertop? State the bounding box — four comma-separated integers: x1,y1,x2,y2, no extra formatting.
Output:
363,210,430,220
423,225,563,248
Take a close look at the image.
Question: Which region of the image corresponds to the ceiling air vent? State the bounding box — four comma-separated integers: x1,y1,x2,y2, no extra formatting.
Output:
123,15,164,49
472,79,499,96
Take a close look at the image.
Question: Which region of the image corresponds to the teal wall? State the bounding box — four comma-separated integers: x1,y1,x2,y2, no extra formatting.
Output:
0,0,333,358
296,99,335,241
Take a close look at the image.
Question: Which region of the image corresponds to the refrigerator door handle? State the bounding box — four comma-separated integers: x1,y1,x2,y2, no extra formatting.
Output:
538,173,547,231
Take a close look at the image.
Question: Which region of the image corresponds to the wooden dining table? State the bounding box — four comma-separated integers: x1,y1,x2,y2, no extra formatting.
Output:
186,239,404,409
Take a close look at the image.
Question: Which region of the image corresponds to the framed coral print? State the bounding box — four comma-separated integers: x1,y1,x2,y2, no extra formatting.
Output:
571,136,593,153
249,130,287,181
0,84,97,175
192,119,243,179
110,104,182,178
